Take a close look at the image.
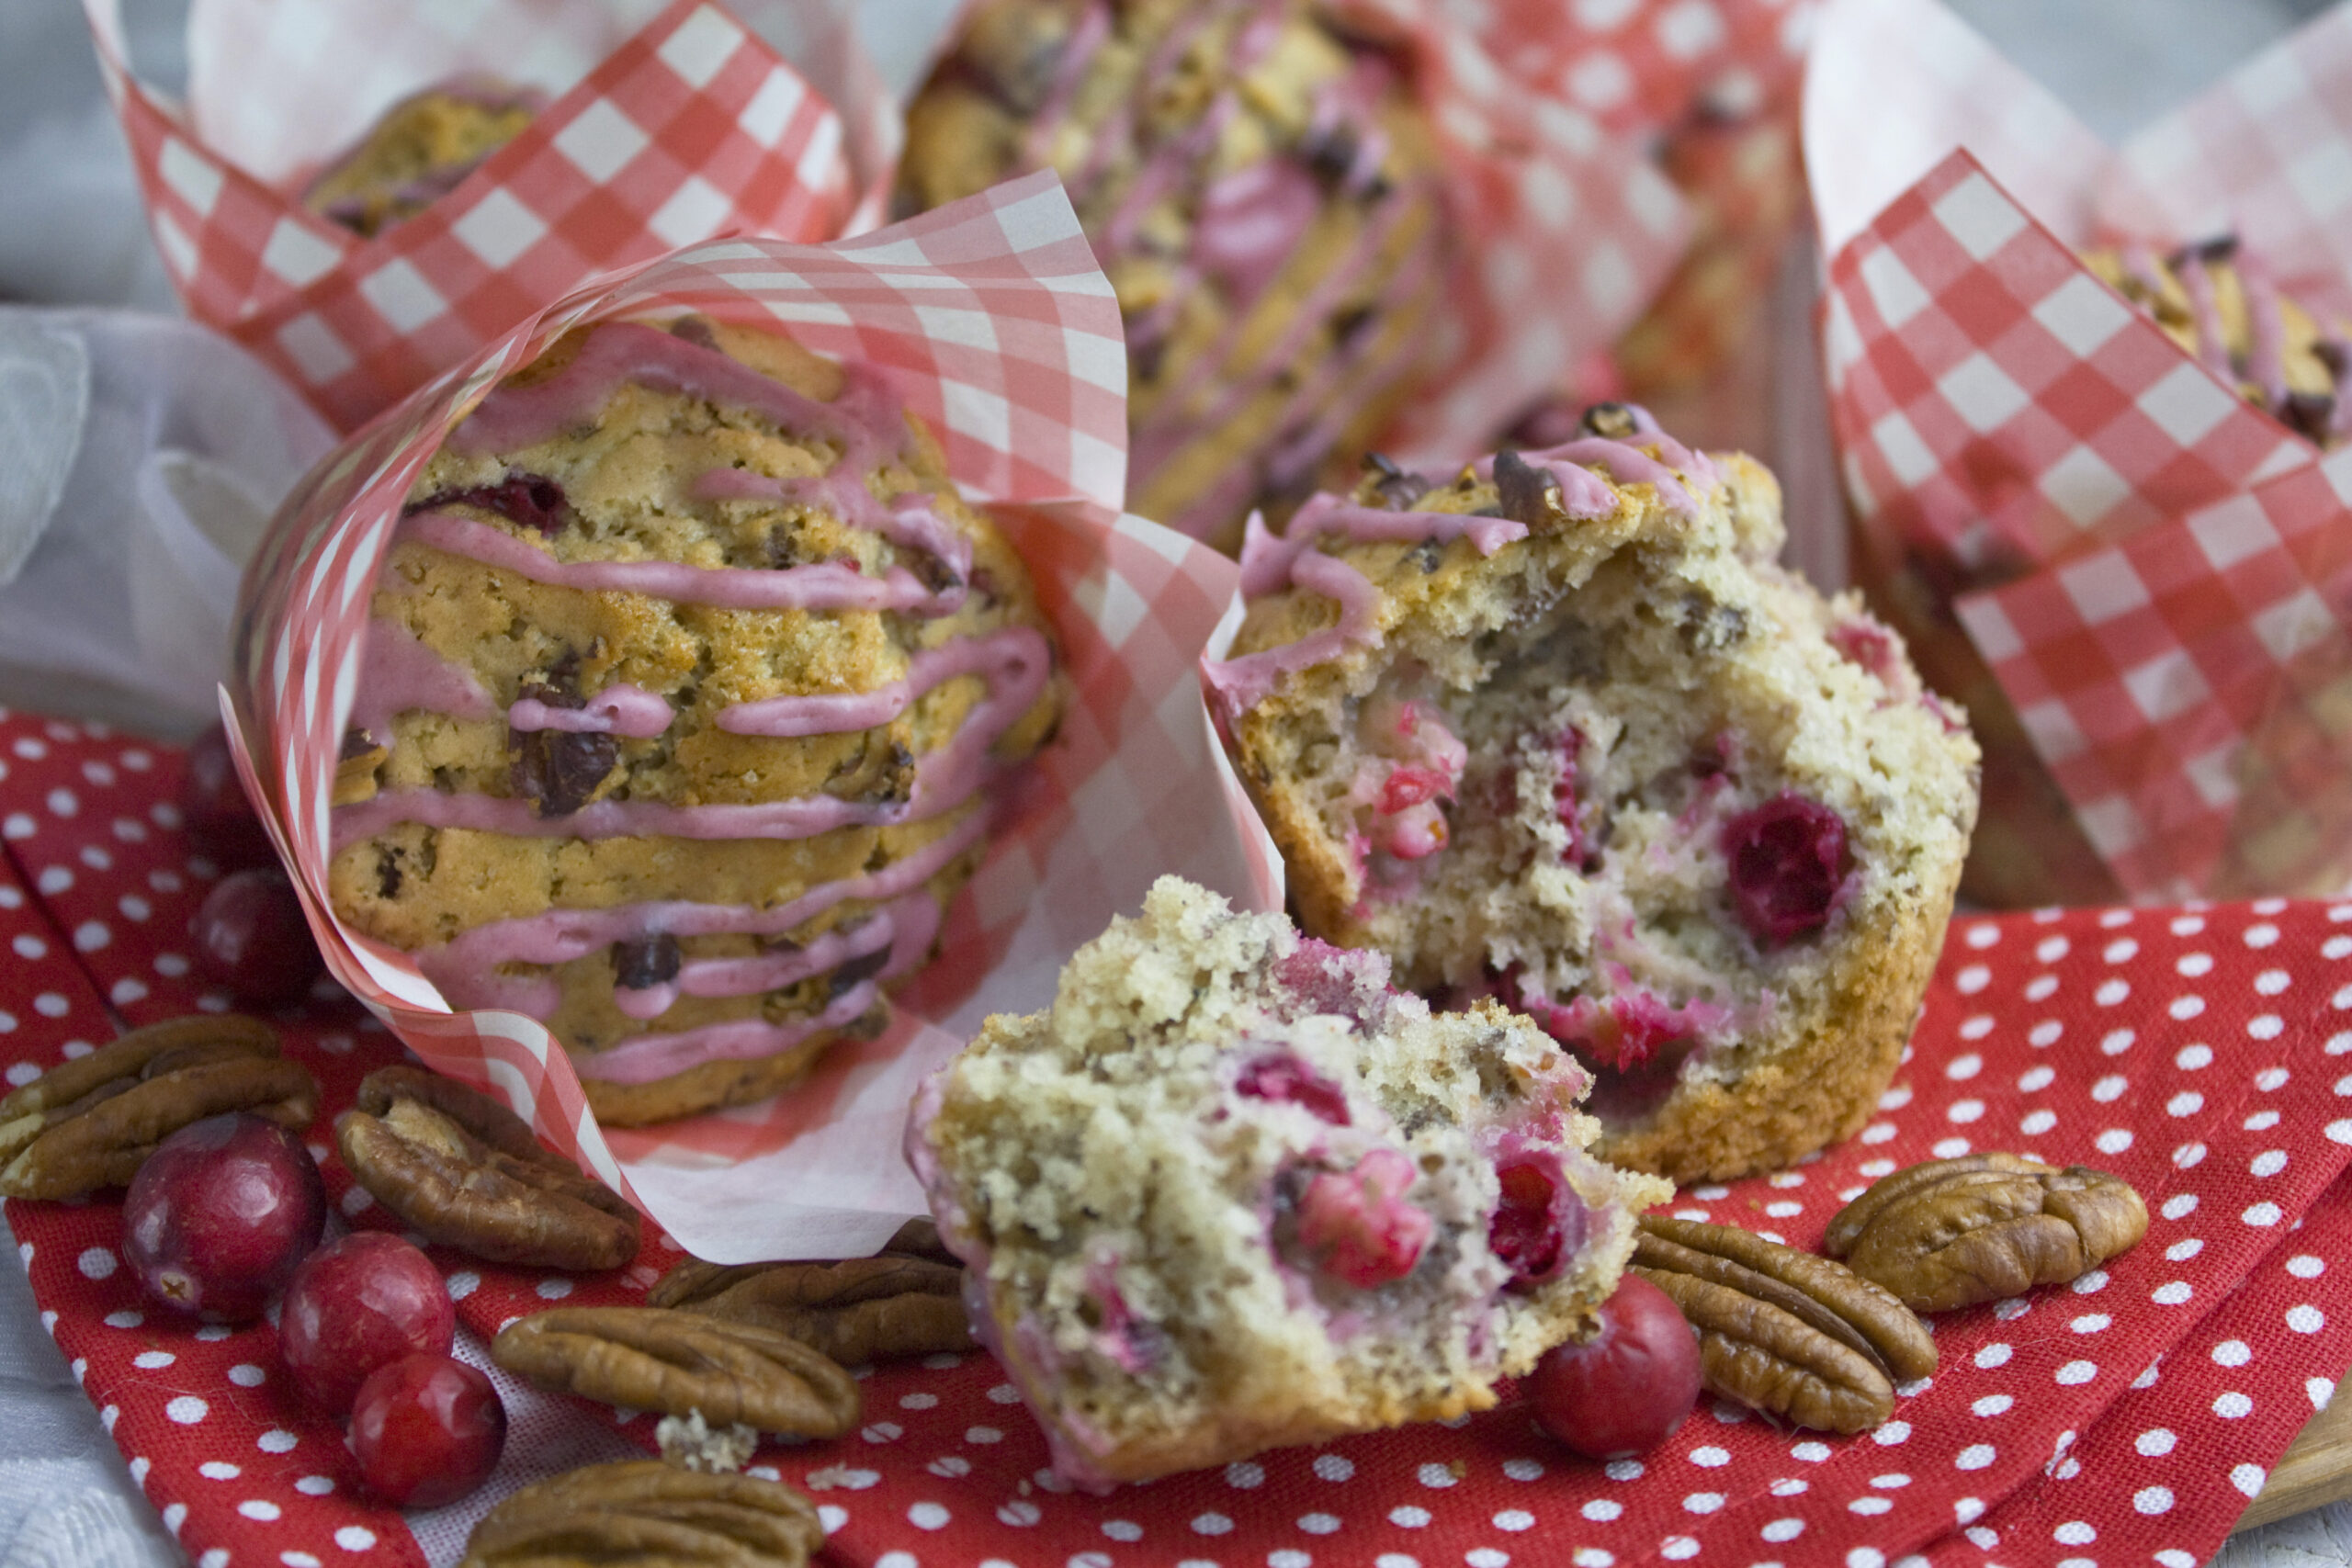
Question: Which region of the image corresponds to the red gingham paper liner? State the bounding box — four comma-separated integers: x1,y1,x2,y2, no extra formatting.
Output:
12,711,2352,1565
220,174,1280,1265
84,0,876,431
1805,0,2352,903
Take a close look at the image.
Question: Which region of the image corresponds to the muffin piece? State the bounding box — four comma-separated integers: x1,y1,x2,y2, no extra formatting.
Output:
1209,405,1980,1182
897,0,1447,552
2086,239,2348,447
908,876,1670,1488
304,81,539,237
327,316,1064,1125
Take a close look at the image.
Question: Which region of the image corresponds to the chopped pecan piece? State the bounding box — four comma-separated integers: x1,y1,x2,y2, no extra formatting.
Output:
0,1016,316,1200
648,1252,970,1364
492,1307,860,1438
334,731,389,807
1632,1215,1936,1434
1825,1153,2150,1311
336,1066,638,1271
460,1459,821,1568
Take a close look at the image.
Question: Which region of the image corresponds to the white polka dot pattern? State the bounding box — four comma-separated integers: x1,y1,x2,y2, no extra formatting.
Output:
9,734,2352,1565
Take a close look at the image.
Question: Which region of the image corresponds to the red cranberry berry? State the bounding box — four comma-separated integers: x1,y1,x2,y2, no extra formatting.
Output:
122,1113,327,1323
177,726,275,867
280,1233,455,1416
191,867,323,1004
1487,1153,1589,1290
348,1353,507,1507
1296,1150,1430,1288
1529,1272,1702,1460
1721,794,1849,946
412,472,570,534
1235,1055,1352,1125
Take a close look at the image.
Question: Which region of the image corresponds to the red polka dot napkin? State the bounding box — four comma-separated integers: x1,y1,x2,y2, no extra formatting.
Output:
6,705,2352,1568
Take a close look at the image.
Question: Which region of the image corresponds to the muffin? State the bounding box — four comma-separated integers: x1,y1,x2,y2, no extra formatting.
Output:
907,875,1672,1487
327,316,1065,1125
1209,404,1980,1182
896,0,1448,552
304,81,540,238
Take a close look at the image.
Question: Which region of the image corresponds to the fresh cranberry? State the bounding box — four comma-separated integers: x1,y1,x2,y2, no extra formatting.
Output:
191,867,323,1004
122,1113,327,1323
1553,729,1586,847
1487,1153,1589,1290
1235,1055,1351,1125
1378,764,1450,814
1532,991,1724,1075
348,1353,506,1507
411,472,569,534
1529,1272,1702,1460
1828,618,1900,682
1297,1150,1430,1288
1721,794,1849,946
280,1234,455,1416
177,726,275,866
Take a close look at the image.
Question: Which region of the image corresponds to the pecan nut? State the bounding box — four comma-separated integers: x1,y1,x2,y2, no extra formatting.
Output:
0,1016,316,1200
335,1066,638,1271
1632,1215,1938,1434
1824,1153,2151,1311
492,1306,861,1438
649,1252,971,1365
460,1459,821,1568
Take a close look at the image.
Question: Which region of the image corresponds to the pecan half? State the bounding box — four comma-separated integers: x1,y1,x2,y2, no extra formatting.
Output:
336,1066,638,1271
1825,1153,2150,1311
492,1307,860,1438
1632,1215,1937,1434
0,1016,316,1200
460,1459,821,1568
648,1253,971,1364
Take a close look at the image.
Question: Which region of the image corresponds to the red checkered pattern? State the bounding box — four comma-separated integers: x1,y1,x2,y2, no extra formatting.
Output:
1808,0,2352,906
2098,3,2352,321
1343,0,1695,462
1951,449,2352,901
1820,152,2309,575
1424,0,1816,137
10,729,2352,1566
220,175,1279,1264
85,0,859,432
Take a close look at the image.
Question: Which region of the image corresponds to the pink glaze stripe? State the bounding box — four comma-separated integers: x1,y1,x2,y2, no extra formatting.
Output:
573,891,943,1084
413,807,985,990
349,618,495,740
334,626,1049,852
717,626,1045,739
448,321,851,456
397,512,944,614
509,683,673,739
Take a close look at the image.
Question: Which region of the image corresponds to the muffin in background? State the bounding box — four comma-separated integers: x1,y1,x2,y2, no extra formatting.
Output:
897,0,1448,553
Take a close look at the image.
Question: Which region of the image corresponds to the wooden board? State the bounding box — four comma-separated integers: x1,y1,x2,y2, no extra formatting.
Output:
2234,1371,2352,1534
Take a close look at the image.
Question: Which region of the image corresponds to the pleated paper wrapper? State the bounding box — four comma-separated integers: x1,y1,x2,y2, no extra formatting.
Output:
1808,0,2352,904
218,174,1280,1263
84,0,895,432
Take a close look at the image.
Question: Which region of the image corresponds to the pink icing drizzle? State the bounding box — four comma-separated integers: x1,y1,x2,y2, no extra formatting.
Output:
1192,158,1326,305
451,321,854,455
413,809,984,1012
334,624,1046,853
508,683,673,739
349,619,496,741
2176,250,2234,380
398,512,944,614
717,626,1044,739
